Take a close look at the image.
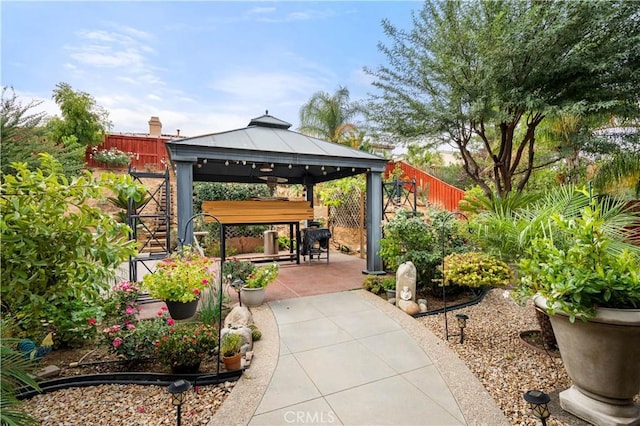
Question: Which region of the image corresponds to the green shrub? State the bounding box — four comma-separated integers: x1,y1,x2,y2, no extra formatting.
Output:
362,275,385,295
381,277,396,291
249,324,262,341
441,252,512,288
379,208,472,292
0,154,145,344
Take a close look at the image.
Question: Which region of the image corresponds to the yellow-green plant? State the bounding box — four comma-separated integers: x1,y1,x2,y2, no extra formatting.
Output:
441,252,512,288
143,247,214,302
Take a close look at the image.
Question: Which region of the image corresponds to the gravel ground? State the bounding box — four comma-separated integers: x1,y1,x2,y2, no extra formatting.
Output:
22,379,235,425
419,288,588,426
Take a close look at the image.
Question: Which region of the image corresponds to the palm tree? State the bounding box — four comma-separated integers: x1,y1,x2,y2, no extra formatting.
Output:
593,152,640,198
299,86,362,145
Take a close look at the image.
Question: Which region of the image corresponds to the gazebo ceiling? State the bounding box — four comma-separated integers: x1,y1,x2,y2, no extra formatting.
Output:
165,113,389,185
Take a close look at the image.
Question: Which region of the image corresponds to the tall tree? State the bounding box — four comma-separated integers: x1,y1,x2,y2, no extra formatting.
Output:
46,82,111,147
366,1,640,197
299,86,362,145
0,87,84,177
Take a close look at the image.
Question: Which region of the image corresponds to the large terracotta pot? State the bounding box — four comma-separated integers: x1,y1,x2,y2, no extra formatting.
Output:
165,299,198,320
241,287,266,307
534,296,640,425
223,353,242,371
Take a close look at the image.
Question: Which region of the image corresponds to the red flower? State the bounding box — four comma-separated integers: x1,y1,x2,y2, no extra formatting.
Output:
193,288,200,295
88,318,97,325
167,318,175,326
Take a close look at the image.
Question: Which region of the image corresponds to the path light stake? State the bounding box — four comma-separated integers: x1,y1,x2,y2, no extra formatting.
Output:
523,390,551,426
231,279,244,307
167,379,191,426
455,313,469,343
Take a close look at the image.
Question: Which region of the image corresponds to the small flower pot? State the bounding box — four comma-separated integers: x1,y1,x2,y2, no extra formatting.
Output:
223,353,242,371
241,287,266,307
165,299,198,320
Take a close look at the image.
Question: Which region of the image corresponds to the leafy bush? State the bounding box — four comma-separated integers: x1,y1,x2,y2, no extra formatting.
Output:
0,154,144,344
379,208,472,292
156,323,218,369
362,275,385,295
101,307,171,364
382,277,396,291
518,204,640,321
441,252,512,288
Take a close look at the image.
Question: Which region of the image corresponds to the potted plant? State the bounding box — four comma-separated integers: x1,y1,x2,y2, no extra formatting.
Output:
240,263,279,307
221,258,256,285
220,332,243,371
517,201,640,425
382,276,396,300
142,247,214,320
156,322,218,374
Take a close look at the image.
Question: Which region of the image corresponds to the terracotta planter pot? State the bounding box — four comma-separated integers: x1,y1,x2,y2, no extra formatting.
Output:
534,296,640,425
223,353,242,371
165,299,198,320
241,287,266,307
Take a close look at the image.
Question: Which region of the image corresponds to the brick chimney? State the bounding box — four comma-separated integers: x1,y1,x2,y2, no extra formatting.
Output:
148,116,162,136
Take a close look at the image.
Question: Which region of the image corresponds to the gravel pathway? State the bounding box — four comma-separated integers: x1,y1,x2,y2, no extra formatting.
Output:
419,288,586,426
23,381,235,425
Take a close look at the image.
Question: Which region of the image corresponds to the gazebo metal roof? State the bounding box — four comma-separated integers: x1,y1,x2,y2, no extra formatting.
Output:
165,113,389,185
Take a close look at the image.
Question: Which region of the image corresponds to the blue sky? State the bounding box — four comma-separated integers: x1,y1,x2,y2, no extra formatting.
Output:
2,1,420,137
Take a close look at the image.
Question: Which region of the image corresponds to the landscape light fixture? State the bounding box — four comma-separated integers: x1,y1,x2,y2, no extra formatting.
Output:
523,390,551,426
231,279,244,306
167,379,191,426
455,313,469,343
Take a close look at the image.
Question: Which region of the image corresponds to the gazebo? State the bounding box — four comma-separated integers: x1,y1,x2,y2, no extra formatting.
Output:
164,113,389,274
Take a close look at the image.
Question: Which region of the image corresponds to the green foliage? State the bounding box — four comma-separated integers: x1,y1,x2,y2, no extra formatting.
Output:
102,311,170,364
198,287,227,327
249,324,262,341
220,333,243,357
362,275,385,295
298,86,363,146
142,247,214,303
316,175,365,208
593,152,640,198
0,154,141,345
156,323,218,369
470,185,640,263
221,259,257,283
193,182,270,213
379,207,472,290
244,263,278,289
1,338,41,426
517,204,640,322
0,87,85,178
441,252,512,288
367,0,640,196
46,82,111,147
381,276,396,291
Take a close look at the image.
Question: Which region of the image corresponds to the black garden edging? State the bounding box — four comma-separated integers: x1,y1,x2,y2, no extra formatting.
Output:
411,287,489,318
17,370,243,400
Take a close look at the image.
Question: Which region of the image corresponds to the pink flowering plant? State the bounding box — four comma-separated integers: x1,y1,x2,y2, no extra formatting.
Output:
102,307,173,364
142,247,214,303
155,322,218,369
102,280,141,324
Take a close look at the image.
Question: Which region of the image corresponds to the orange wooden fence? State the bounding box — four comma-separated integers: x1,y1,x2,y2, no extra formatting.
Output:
385,160,465,212
85,134,169,171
